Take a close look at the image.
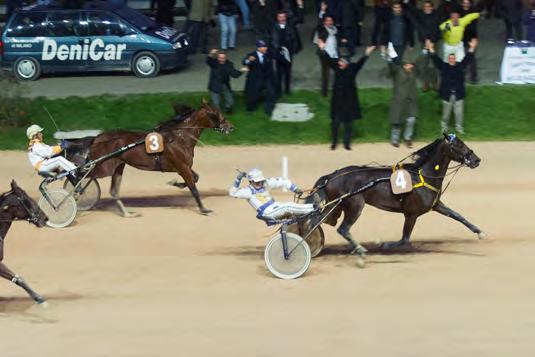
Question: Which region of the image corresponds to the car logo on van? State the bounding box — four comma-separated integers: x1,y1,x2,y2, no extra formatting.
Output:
41,39,126,61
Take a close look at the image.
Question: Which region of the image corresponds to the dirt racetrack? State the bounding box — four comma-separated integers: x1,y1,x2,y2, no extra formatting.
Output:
0,142,534,357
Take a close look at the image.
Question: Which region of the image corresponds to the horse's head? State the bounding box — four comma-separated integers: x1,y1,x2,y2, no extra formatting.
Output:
1,181,47,227
198,98,234,134
443,133,480,168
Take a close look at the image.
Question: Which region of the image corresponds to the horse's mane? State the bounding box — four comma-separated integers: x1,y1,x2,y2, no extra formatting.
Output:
411,139,443,168
155,104,196,132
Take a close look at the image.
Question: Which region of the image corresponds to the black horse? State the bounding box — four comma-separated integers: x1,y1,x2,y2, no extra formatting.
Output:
308,134,485,255
0,181,48,304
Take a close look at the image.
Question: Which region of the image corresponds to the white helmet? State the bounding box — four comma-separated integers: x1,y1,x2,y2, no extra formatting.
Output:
26,124,44,139
247,168,265,182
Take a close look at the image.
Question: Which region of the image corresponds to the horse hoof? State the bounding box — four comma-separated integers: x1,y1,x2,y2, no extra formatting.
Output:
355,257,366,269
478,231,487,240
200,208,213,215
381,240,410,249
122,212,141,218
167,180,187,189
37,300,48,308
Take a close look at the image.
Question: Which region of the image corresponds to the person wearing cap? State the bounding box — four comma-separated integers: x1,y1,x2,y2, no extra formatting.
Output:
318,42,376,150
386,57,419,148
26,125,78,181
229,168,318,221
242,40,278,115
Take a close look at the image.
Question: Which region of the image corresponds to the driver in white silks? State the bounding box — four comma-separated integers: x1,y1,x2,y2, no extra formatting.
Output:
229,168,319,221
26,125,78,182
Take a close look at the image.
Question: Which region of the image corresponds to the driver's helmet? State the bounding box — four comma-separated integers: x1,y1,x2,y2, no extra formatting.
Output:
247,168,265,183
26,124,44,140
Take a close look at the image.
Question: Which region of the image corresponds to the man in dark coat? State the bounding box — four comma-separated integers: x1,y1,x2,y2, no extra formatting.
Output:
243,40,279,115
405,0,441,91
315,4,340,97
380,1,415,61
335,0,364,56
252,0,280,40
499,0,525,40
270,11,302,95
206,49,247,113
461,0,479,83
319,43,376,150
428,38,477,134
387,60,419,147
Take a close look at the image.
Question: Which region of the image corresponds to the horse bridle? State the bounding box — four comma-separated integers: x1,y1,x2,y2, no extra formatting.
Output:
445,134,474,167
0,190,41,224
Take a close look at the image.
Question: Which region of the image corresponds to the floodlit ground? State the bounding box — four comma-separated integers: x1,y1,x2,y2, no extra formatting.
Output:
0,142,534,357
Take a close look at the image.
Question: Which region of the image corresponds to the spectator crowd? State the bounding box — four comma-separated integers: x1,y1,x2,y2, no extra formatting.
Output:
4,0,535,149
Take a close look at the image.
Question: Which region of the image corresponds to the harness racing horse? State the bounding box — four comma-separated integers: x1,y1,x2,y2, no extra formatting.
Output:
308,134,485,255
76,100,233,216
0,181,48,304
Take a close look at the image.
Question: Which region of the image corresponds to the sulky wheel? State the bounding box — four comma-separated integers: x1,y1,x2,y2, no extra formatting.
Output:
38,189,77,228
288,223,325,258
264,232,311,280
63,178,101,211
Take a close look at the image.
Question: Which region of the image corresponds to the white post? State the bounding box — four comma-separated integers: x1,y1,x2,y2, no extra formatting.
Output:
282,156,288,192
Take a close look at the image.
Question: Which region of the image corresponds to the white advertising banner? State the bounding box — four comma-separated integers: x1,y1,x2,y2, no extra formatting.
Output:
500,42,535,84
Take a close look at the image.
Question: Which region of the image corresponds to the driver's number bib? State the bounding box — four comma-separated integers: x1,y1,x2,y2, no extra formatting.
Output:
145,132,164,154
390,169,413,194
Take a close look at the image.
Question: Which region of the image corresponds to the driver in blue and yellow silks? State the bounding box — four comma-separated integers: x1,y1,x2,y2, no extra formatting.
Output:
229,168,320,221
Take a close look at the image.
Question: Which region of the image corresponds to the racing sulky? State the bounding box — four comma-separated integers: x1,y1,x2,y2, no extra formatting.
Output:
307,134,485,256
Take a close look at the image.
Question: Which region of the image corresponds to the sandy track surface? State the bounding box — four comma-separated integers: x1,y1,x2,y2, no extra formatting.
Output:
0,142,534,357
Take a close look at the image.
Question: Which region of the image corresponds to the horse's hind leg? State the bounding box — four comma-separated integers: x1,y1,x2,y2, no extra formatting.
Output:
381,214,418,249
0,242,45,305
110,164,140,218
168,170,199,189
433,201,485,239
337,195,367,256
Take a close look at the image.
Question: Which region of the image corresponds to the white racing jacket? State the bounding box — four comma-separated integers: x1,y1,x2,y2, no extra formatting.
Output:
28,141,62,170
229,177,299,213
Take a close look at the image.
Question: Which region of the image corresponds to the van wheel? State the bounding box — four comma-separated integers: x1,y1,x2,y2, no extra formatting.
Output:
13,57,41,81
132,51,160,78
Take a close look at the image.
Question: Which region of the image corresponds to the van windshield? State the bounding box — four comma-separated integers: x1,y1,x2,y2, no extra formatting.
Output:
114,7,156,32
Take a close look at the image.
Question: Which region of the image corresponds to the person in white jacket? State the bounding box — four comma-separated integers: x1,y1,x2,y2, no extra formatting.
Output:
229,168,318,221
26,124,78,180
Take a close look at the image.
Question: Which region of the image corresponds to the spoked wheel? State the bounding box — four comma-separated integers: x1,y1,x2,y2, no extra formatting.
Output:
38,189,77,228
288,223,325,258
264,232,311,280
63,178,101,211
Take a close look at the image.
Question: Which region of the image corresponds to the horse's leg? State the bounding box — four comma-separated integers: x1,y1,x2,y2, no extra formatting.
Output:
433,201,486,239
382,214,418,249
0,240,45,305
110,163,140,218
173,163,211,215
167,170,200,189
336,195,367,256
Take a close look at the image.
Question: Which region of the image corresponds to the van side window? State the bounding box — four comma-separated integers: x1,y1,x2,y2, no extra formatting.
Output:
46,12,82,37
5,12,47,37
87,12,126,36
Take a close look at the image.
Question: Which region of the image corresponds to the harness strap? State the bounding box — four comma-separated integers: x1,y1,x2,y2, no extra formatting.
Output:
412,169,439,193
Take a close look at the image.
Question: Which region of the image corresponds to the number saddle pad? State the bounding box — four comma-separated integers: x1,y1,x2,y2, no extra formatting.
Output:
390,169,413,194
145,132,164,154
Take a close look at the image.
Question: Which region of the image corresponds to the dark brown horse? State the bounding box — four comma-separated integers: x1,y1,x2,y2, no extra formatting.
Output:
0,181,48,304
308,134,484,255
78,100,233,216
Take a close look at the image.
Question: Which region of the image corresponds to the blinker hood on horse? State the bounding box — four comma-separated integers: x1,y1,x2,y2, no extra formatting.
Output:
307,134,484,254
